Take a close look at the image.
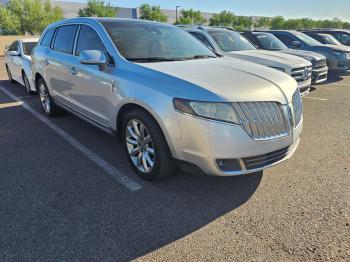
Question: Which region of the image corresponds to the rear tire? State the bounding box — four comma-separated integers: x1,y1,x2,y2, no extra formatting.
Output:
38,78,58,117
6,65,15,83
122,109,175,180
22,72,34,95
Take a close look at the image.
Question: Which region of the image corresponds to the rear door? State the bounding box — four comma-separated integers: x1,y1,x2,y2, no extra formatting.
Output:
6,41,21,81
47,24,79,105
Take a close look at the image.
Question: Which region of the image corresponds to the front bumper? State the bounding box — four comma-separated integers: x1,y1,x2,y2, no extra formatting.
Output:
172,110,303,176
312,66,328,84
297,78,311,96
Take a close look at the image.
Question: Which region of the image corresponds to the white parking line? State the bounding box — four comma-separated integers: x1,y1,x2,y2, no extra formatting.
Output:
0,86,142,192
304,96,328,101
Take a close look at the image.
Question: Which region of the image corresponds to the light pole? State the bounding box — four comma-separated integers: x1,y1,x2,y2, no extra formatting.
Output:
176,5,181,24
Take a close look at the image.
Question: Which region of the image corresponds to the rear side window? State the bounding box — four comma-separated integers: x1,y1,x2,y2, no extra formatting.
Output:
41,28,55,46
53,25,78,54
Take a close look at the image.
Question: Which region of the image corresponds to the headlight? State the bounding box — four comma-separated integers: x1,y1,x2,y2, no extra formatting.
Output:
173,98,241,125
269,67,285,72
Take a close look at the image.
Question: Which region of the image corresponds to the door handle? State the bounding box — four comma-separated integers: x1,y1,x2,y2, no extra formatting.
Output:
69,67,77,75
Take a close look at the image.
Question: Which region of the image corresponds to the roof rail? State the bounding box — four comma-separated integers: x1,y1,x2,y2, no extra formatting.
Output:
209,26,236,31
176,24,206,30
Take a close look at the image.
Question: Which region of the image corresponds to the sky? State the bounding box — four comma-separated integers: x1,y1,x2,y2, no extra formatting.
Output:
58,0,350,21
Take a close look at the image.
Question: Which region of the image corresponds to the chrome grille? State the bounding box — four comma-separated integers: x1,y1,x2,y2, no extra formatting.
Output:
291,66,312,82
232,102,289,140
292,89,303,127
242,146,290,170
314,59,327,68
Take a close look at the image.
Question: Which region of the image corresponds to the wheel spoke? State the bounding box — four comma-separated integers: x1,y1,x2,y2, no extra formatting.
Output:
127,126,139,141
132,121,141,137
126,137,138,145
130,147,140,156
146,147,154,155
142,153,149,172
144,152,154,166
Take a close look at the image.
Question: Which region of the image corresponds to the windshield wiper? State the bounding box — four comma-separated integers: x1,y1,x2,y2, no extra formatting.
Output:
127,57,182,62
179,55,218,60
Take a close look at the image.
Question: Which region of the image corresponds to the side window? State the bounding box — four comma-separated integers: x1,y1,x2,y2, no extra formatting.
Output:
8,41,18,51
190,32,213,49
53,25,78,54
75,25,111,62
338,33,350,44
41,28,55,46
274,34,295,46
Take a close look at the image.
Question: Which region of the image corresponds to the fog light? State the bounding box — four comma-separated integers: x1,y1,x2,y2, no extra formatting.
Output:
216,159,242,172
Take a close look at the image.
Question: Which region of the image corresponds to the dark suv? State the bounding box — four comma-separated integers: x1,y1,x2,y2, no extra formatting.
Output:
242,31,328,83
302,29,350,46
266,30,350,73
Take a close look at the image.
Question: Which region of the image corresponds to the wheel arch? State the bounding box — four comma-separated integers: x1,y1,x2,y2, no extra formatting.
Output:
115,102,177,158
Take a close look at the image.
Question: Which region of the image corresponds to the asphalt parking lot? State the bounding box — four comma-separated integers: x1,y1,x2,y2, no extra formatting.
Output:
0,57,349,261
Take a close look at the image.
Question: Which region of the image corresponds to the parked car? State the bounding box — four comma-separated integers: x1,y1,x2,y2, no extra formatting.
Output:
302,32,344,46
32,18,303,180
302,29,350,46
181,26,312,96
265,30,350,73
4,38,38,94
242,31,328,84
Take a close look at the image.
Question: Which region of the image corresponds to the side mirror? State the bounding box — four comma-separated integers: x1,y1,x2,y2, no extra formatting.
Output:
291,41,301,48
8,50,20,56
79,50,107,70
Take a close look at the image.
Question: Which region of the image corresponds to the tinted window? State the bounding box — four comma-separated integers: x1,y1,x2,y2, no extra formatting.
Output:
208,29,256,52
75,25,110,61
22,42,37,55
53,25,78,54
190,32,213,49
274,34,295,46
8,41,18,51
255,33,287,50
41,28,55,46
102,21,216,62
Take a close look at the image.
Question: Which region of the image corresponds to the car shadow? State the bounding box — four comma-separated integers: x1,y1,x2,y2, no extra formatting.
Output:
0,78,263,261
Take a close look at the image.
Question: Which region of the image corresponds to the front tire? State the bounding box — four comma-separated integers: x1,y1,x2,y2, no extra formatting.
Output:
38,78,58,117
122,109,175,180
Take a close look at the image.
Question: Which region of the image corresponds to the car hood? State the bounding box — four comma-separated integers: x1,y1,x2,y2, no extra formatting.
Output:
226,50,311,70
279,49,327,61
137,57,297,104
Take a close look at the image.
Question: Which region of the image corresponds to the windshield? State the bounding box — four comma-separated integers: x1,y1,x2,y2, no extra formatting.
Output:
319,34,342,45
208,29,256,52
22,42,37,55
102,21,217,62
255,33,287,50
295,32,322,46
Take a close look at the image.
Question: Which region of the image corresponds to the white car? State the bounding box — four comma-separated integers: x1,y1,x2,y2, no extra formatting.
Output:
183,26,313,96
5,38,39,94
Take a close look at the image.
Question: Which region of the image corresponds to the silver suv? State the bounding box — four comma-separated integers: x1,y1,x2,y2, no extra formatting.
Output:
32,18,303,180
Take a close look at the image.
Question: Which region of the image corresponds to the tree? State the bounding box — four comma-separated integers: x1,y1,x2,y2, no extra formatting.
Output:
0,0,63,35
78,0,117,17
232,16,253,31
0,6,20,34
209,10,236,27
139,4,167,22
176,8,206,25
254,17,271,29
270,16,286,29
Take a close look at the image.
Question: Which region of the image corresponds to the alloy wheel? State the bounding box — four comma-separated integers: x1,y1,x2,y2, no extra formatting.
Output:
39,83,51,113
125,119,155,174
